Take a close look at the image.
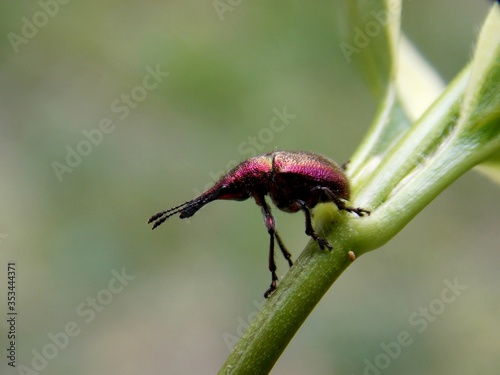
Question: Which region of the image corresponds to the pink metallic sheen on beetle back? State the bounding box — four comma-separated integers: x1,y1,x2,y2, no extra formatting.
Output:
208,151,350,205
271,151,348,196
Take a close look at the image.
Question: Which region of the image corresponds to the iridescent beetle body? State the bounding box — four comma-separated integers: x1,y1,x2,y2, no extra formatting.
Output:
149,150,369,297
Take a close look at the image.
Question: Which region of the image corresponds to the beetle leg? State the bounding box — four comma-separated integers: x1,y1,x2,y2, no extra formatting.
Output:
275,232,293,267
264,232,278,298
296,200,332,251
314,186,370,216
256,195,293,298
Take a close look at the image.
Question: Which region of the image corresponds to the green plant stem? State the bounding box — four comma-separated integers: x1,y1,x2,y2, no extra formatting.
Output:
351,65,470,205
218,214,356,375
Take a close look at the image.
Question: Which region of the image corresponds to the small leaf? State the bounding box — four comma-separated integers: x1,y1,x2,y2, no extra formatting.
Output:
338,0,401,99
456,4,500,160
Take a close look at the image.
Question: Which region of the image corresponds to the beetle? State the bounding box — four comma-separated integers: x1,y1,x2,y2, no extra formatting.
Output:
148,150,369,297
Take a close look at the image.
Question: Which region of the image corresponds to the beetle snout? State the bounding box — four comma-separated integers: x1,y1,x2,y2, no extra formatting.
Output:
179,205,200,219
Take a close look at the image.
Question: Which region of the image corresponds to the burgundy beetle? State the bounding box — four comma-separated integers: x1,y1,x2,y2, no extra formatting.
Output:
148,150,369,297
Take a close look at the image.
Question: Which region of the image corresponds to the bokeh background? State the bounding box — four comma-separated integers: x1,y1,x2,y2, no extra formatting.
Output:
1,1,499,374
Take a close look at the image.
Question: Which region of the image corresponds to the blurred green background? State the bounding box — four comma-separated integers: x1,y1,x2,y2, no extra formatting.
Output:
1,1,498,374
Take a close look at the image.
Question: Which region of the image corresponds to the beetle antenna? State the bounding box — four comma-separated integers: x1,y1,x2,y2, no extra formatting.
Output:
148,199,197,229
148,188,221,230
